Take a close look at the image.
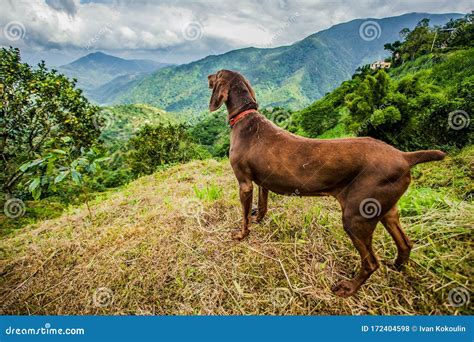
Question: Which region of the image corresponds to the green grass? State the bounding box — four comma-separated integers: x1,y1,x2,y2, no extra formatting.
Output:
316,123,354,139
193,184,223,201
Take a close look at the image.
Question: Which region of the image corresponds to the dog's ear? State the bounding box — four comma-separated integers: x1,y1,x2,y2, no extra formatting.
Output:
242,76,256,102
208,74,229,112
208,74,216,89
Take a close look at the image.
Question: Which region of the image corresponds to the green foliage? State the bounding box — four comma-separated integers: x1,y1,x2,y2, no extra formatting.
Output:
295,42,473,150
190,111,230,157
344,70,391,133
18,137,109,200
100,104,178,149
398,187,450,216
0,47,101,196
385,14,474,66
343,52,473,150
410,145,473,201
126,123,209,176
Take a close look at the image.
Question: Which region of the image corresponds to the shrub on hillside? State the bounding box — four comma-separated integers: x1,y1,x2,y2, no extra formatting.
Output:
126,124,209,176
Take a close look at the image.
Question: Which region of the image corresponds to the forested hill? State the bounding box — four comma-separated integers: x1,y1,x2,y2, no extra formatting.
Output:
291,14,473,152
92,12,462,113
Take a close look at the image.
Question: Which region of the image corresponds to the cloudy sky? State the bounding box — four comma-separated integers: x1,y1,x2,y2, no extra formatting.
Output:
0,0,471,66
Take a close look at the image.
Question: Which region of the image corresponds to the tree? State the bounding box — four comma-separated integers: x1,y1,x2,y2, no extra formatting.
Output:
126,124,208,176
295,80,357,137
344,70,390,133
0,47,101,196
397,19,436,61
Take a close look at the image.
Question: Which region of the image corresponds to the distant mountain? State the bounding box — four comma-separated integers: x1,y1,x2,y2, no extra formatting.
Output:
57,52,171,94
92,12,463,114
91,73,146,105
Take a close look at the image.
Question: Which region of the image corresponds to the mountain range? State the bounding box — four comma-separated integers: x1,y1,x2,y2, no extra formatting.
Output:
62,13,463,113
57,52,171,97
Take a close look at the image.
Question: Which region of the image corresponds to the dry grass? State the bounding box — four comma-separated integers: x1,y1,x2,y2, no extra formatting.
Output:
0,158,472,315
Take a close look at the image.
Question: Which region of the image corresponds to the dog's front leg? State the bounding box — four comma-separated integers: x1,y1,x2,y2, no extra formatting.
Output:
251,186,268,223
233,180,253,240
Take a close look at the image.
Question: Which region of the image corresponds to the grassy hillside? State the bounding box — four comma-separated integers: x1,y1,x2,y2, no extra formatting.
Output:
101,104,180,146
97,13,461,114
1,148,472,315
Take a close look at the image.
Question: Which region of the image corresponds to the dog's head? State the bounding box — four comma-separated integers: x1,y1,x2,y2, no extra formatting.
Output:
207,70,257,114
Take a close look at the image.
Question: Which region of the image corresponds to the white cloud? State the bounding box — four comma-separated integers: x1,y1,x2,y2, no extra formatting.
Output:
0,0,471,65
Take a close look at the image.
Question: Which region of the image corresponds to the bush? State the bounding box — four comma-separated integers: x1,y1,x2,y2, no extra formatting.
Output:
126,124,209,176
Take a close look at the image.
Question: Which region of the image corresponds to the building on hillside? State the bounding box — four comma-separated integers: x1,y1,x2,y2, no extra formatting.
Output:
370,61,391,70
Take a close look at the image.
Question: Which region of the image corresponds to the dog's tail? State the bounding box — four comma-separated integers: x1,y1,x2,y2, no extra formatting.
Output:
403,150,447,167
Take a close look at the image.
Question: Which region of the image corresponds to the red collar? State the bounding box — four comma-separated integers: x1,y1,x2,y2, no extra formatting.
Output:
228,109,257,128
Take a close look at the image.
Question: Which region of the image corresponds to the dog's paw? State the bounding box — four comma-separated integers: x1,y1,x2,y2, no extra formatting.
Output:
332,280,358,298
250,214,264,224
232,229,249,241
383,259,405,271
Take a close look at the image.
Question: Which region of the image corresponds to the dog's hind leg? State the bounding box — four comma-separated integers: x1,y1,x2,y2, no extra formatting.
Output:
252,186,268,223
333,212,380,297
233,180,253,240
381,206,413,270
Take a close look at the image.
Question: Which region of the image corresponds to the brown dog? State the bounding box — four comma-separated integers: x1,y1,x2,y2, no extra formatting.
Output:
207,69,446,297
